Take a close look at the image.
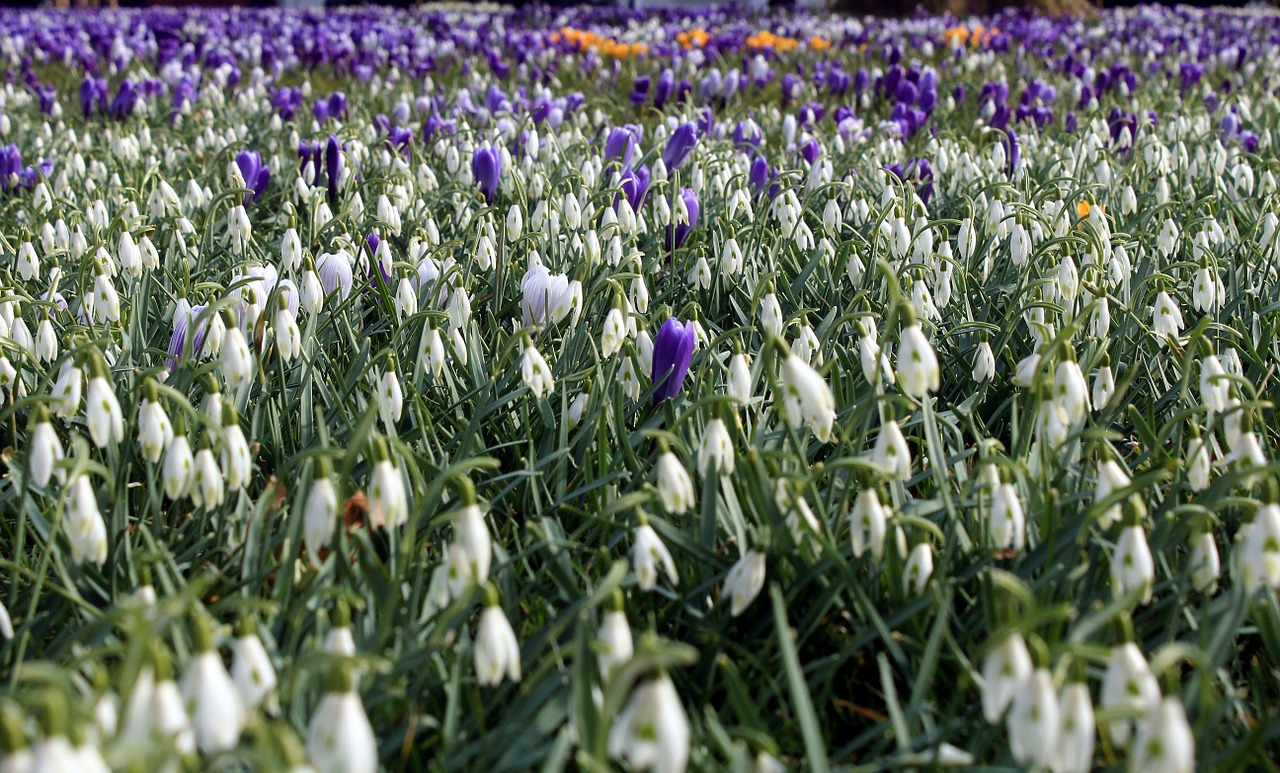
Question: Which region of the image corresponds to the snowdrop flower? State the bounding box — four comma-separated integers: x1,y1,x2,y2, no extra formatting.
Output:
1186,434,1212,492
447,495,492,599
759,292,783,337
182,614,246,753
1150,291,1184,341
304,461,339,563
727,351,754,403
474,594,521,686
991,481,1026,551
376,367,404,430
1157,218,1179,257
137,394,174,464
1101,642,1160,746
149,650,197,758
655,448,695,515
27,408,64,488
1095,459,1132,528
1112,524,1155,603
275,299,302,362
1052,682,1095,773
231,620,278,711
893,307,939,389
420,325,446,379
1190,530,1220,594
780,352,836,443
633,519,678,591
1054,357,1090,423
1008,668,1059,768
873,419,912,480
982,633,1032,723
722,551,766,616
221,404,253,491
85,369,124,450
850,487,889,560
1093,360,1116,409
698,418,734,476
1130,698,1194,773
608,673,690,773
597,600,634,679
972,340,996,383
1200,354,1229,413
306,667,378,773
903,542,933,595
221,319,256,390
368,439,407,529
1239,501,1280,593
601,306,628,358
521,342,555,399
192,444,225,509
65,474,108,565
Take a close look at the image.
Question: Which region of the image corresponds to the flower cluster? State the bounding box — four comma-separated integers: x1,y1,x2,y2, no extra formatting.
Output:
0,3,1277,771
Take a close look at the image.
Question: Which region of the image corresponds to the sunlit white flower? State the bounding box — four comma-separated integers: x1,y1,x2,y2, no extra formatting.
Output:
521,344,555,399
723,551,766,616
656,451,695,515
475,604,521,686
633,522,678,591
982,633,1032,724
1008,669,1059,768
780,354,836,443
1130,698,1194,773
306,671,377,773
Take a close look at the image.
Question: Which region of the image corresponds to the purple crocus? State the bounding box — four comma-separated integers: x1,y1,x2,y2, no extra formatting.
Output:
472,144,502,204
605,125,638,167
324,135,342,202
666,188,699,251
235,150,270,204
166,303,209,372
629,75,650,106
651,317,696,403
107,79,137,120
616,164,650,211
662,122,698,171
653,69,675,110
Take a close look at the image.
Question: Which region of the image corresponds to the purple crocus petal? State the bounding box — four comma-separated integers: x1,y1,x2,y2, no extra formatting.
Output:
472,144,502,204
662,122,698,172
605,125,637,167
651,317,696,403
325,134,342,201
366,233,380,256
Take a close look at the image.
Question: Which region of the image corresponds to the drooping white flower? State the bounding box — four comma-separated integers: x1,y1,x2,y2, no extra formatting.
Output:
633,522,678,591
723,551,766,616
780,354,836,443
972,341,996,383
1112,525,1155,604
1130,698,1194,773
1095,459,1132,528
304,468,339,563
850,488,889,560
982,633,1033,724
65,475,108,566
231,627,278,711
85,375,124,449
1151,291,1184,341
27,413,64,488
1008,668,1059,768
474,603,522,686
182,628,246,753
655,451,695,515
727,352,754,403
368,455,407,529
1190,530,1220,594
306,671,378,773
597,609,634,679
521,344,555,399
698,418,734,476
1101,643,1160,746
873,419,912,480
1199,355,1229,413
903,542,933,595
897,323,940,399
991,482,1026,551
221,324,256,390
608,674,690,773
447,501,492,599
1052,682,1095,773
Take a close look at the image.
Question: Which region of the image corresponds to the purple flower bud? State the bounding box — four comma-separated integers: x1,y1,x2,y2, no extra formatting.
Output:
654,69,674,110
325,135,342,202
629,74,650,106
107,79,137,120
651,317,696,403
472,144,502,204
662,122,698,171
617,164,651,211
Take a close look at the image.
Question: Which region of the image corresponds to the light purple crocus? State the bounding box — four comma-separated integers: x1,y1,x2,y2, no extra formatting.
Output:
651,317,696,403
